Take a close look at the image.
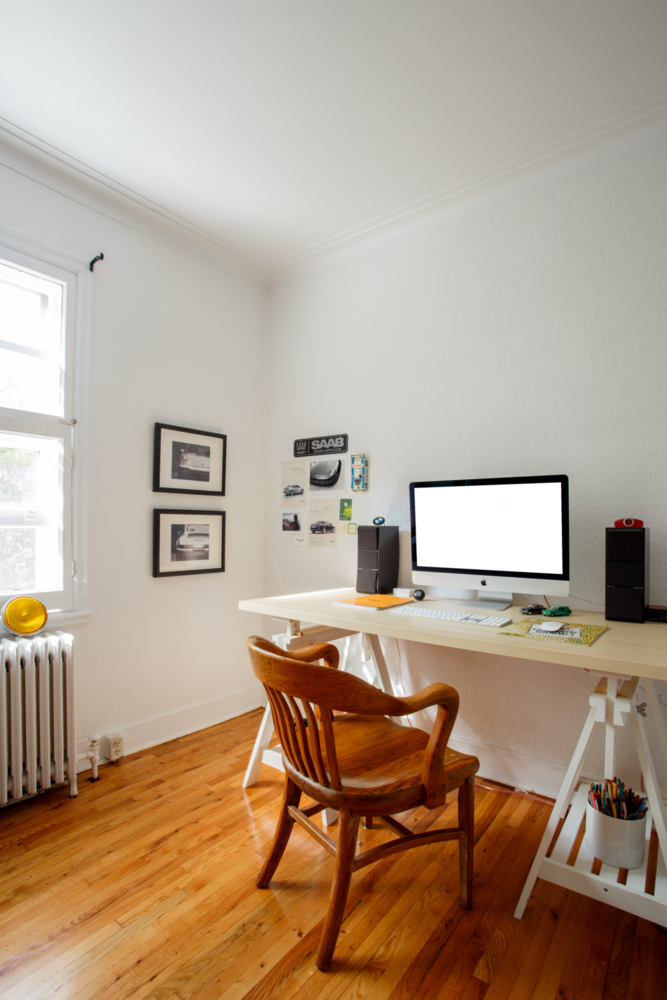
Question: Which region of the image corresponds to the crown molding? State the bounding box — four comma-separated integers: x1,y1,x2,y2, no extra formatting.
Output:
0,116,266,285
272,96,667,282
2,96,666,288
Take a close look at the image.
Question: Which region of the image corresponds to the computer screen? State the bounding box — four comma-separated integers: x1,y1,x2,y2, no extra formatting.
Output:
409,475,569,606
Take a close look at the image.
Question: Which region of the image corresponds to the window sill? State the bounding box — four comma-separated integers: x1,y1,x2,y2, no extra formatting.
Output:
0,609,92,638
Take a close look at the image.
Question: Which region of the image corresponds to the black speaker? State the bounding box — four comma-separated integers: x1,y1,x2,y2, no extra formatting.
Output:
605,527,648,623
356,525,399,594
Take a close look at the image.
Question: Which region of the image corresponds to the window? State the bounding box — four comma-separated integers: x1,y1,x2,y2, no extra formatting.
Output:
0,234,90,616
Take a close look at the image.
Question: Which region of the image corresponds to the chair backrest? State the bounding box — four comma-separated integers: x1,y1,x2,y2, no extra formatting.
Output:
247,635,406,791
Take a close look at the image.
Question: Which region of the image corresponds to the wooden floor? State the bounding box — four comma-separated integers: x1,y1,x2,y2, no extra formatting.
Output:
1,710,665,1000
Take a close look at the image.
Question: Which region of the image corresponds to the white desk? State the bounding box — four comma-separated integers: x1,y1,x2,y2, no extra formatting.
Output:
239,588,667,925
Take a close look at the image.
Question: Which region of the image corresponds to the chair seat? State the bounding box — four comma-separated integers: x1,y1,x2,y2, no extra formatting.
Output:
285,713,478,814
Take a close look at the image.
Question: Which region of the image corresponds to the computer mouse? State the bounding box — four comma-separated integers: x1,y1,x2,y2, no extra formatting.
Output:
413,589,425,601
536,621,563,631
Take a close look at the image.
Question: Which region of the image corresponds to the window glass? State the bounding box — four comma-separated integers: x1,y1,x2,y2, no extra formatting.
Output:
0,259,65,417
0,431,64,596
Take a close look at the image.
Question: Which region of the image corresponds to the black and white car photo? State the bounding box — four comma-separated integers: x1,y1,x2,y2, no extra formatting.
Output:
283,484,305,496
172,523,210,559
309,459,342,489
172,442,211,483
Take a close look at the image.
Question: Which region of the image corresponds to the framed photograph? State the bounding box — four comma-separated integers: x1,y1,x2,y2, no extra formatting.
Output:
153,423,226,496
153,509,225,578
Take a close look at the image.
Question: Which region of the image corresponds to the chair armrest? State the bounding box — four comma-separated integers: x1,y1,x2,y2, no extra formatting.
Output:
394,682,460,809
286,643,340,670
397,682,459,716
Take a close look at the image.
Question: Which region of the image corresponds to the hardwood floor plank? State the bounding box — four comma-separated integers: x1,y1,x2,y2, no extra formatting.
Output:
15,891,189,1000
527,889,588,999
481,880,563,1000
575,902,620,1000
92,832,335,1000
472,911,517,986
625,919,667,1000
229,803,467,1000
0,711,662,1000
603,909,638,1000
249,830,444,1000
394,799,549,1000
550,895,602,1000
67,827,329,1000
274,791,514,1000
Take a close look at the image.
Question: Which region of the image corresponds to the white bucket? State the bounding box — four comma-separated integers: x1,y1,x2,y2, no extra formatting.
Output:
585,802,646,869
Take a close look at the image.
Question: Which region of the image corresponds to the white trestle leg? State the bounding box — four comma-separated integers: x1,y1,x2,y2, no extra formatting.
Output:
515,674,667,925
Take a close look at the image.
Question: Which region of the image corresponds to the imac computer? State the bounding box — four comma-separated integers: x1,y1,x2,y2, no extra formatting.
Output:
409,475,569,612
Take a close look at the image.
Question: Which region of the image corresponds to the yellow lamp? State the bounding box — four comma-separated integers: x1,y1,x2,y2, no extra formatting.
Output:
1,596,48,637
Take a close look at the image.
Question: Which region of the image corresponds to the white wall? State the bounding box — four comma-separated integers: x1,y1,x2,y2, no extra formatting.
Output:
2,134,665,796
0,153,267,756
264,146,667,794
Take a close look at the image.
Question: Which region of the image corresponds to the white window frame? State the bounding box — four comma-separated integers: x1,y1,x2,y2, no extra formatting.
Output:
0,225,92,631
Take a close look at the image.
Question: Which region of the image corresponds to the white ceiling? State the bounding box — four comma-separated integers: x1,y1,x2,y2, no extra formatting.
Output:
1,1,666,270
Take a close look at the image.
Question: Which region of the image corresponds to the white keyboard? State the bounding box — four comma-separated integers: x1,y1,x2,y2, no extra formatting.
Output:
389,605,512,628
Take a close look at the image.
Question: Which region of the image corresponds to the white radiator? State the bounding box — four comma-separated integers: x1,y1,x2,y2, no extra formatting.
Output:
0,631,98,807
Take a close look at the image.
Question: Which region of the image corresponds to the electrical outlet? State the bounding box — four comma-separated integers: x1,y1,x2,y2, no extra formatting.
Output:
106,734,124,762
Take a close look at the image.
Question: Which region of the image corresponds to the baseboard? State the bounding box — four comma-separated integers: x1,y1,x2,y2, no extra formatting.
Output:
76,683,266,771
449,735,575,800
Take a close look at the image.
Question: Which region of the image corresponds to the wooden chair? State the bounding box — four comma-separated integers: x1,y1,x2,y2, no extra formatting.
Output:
246,635,480,970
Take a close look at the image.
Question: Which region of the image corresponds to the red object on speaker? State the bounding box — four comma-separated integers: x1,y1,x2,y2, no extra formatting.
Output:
613,517,644,528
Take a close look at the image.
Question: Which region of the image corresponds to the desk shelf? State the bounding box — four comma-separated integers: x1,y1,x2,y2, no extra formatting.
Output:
540,785,667,924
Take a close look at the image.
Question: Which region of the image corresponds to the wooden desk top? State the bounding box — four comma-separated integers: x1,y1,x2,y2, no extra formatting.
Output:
239,588,667,682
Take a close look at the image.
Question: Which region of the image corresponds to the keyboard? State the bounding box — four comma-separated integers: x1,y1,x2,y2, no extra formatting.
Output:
389,605,512,628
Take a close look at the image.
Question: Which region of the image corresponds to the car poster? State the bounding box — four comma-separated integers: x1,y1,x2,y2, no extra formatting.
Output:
308,498,339,548
281,460,308,508
309,457,346,494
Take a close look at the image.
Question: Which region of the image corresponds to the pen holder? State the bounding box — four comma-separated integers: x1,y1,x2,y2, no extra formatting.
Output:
585,802,646,869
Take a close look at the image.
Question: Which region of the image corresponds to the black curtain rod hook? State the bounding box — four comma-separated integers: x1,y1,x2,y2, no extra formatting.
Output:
89,253,104,272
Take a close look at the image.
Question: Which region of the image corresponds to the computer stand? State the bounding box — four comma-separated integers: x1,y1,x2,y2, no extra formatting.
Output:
457,589,513,612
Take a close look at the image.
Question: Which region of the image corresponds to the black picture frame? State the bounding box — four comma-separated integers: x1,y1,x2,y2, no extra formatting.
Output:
153,509,226,578
153,423,226,496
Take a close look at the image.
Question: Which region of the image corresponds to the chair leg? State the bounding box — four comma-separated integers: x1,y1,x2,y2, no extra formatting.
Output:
316,809,360,971
257,776,301,888
458,775,475,909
